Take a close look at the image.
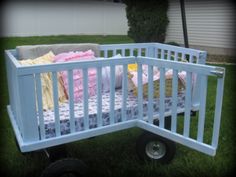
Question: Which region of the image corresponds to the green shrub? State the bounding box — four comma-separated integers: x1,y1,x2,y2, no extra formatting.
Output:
123,0,169,43
165,41,180,46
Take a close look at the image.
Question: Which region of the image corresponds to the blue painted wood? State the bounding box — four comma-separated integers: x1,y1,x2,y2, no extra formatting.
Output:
122,49,125,56
197,75,208,142
104,50,108,58
5,44,225,157
137,57,219,76
167,50,171,60
171,69,178,132
161,49,164,59
174,52,178,61
145,48,148,57
5,54,16,119
192,52,207,109
110,65,115,124
159,67,165,128
154,43,202,57
138,48,141,56
83,68,89,130
130,48,134,56
148,65,154,123
68,70,75,133
184,71,192,137
17,57,135,76
212,76,225,147
154,48,158,58
52,72,61,137
96,67,102,127
137,120,216,156
20,119,137,152
13,64,23,134
7,105,25,152
189,54,194,63
35,73,45,140
182,53,185,61
138,63,143,120
18,74,39,142
122,64,128,121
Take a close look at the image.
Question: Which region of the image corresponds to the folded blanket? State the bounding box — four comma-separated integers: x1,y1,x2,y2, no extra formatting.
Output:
19,51,67,110
128,66,186,97
53,50,97,102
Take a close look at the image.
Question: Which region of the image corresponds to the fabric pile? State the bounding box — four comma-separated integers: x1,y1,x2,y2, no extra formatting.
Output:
19,49,190,110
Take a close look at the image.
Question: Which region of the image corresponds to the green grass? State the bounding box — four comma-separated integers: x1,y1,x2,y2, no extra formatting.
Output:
0,35,235,177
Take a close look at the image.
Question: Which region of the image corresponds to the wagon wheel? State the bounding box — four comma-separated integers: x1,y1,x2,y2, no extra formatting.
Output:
45,145,68,162
136,132,176,164
41,158,88,177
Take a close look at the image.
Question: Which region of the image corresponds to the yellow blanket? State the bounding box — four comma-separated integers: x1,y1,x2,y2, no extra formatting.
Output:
19,51,67,110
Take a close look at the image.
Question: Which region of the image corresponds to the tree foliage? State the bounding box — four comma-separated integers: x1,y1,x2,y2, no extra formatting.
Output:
123,0,169,43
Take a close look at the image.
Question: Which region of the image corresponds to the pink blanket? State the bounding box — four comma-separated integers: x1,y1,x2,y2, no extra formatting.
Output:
53,50,96,102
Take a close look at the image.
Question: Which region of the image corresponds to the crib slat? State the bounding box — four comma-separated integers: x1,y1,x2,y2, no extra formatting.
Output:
171,69,178,132
154,48,158,58
182,53,185,61
159,67,165,128
174,52,178,61
52,72,61,136
130,48,134,56
167,50,171,60
18,74,39,141
161,49,164,59
148,65,154,123
189,54,194,63
110,65,115,124
138,63,143,120
212,77,224,147
83,69,89,130
122,64,128,122
183,72,192,137
138,48,141,56
96,67,102,127
35,73,45,140
122,49,125,56
197,75,208,142
145,48,148,57
68,70,75,133
104,50,108,58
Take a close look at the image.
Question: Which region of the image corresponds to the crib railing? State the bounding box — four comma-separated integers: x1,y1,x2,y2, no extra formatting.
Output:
8,56,134,142
5,43,224,156
100,43,207,111
136,56,224,155
100,43,206,63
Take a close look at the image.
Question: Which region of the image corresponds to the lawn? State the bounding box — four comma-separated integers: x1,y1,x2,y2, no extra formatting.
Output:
0,35,235,177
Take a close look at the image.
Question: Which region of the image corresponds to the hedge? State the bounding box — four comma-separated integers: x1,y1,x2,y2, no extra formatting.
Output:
123,0,169,43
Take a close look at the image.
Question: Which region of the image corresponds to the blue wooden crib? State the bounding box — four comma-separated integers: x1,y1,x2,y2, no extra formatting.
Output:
5,43,225,176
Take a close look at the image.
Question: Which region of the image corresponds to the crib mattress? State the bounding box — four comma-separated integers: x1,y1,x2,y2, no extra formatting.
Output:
41,90,185,138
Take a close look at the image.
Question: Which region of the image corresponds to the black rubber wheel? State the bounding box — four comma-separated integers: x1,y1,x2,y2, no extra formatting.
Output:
136,132,176,164
41,158,88,177
46,145,67,162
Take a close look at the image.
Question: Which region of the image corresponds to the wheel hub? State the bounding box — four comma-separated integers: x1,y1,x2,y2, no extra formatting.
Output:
145,141,166,160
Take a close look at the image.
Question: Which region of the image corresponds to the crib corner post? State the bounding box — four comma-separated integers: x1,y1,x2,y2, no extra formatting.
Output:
197,51,207,64
18,74,39,142
147,44,156,58
192,51,207,109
